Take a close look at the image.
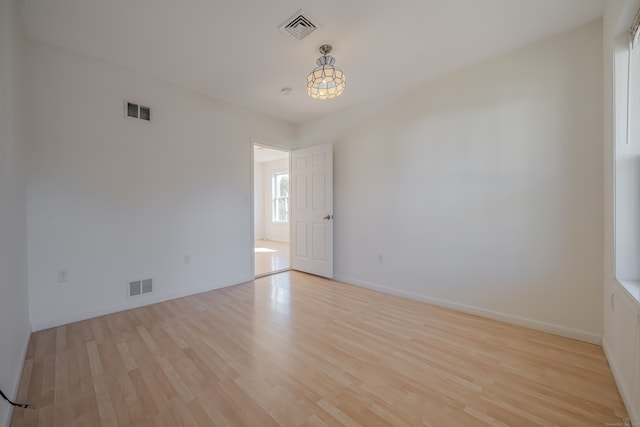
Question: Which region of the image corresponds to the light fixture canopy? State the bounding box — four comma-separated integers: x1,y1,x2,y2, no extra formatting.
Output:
307,44,346,100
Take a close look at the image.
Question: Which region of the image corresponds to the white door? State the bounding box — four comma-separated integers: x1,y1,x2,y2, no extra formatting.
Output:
290,143,333,278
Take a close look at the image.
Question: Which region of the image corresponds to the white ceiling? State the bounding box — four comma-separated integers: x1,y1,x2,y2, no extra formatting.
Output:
19,0,604,125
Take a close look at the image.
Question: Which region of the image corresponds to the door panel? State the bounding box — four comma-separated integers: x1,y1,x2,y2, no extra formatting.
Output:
290,143,333,278
295,222,308,258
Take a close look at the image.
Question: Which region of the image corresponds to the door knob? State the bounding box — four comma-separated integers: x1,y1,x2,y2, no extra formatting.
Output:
323,214,333,220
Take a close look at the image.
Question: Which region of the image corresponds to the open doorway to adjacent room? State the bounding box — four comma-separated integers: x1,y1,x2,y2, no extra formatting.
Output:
253,144,290,277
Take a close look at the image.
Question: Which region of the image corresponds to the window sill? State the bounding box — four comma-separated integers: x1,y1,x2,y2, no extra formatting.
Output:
618,280,640,307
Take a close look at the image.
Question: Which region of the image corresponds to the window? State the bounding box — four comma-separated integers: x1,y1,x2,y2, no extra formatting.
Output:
614,5,640,285
272,172,289,223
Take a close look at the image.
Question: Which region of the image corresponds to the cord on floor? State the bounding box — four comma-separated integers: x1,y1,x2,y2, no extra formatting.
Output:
0,389,37,410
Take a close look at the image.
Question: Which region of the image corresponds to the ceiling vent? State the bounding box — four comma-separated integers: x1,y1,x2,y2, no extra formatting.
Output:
125,101,151,122
279,10,318,40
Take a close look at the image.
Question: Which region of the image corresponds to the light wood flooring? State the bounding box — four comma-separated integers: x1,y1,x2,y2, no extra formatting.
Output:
255,239,289,277
12,271,628,426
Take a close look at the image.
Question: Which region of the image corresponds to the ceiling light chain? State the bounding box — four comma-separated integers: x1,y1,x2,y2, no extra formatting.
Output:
306,44,346,100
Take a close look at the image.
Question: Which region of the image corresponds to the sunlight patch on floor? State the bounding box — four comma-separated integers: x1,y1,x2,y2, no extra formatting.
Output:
255,247,277,253
255,240,289,276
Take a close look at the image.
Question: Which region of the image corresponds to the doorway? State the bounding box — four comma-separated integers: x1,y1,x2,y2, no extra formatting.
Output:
253,144,290,277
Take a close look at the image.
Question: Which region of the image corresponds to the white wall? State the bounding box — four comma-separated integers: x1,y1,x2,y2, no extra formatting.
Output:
262,157,290,243
26,40,295,330
0,0,30,425
298,21,604,342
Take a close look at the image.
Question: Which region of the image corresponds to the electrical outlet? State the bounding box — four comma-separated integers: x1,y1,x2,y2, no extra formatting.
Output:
58,270,68,283
377,254,383,263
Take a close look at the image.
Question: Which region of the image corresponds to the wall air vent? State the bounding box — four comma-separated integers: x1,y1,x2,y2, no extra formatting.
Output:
279,10,318,40
128,278,153,297
129,280,141,297
141,279,153,294
125,101,151,122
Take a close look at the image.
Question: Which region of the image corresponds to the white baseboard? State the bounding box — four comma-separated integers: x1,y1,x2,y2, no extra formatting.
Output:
30,276,253,332
334,274,602,345
603,338,639,426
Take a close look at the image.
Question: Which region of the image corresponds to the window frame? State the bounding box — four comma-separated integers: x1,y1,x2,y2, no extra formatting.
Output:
272,171,289,224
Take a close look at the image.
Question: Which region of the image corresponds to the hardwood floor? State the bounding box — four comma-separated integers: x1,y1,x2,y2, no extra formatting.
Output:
12,272,628,426
255,239,289,277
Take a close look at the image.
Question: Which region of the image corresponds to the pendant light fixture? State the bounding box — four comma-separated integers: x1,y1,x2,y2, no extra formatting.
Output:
306,44,346,100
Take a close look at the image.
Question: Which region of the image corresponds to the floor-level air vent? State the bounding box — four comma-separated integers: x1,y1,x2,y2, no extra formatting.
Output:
279,10,318,40
125,101,151,122
141,279,153,294
129,280,141,297
129,278,153,297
